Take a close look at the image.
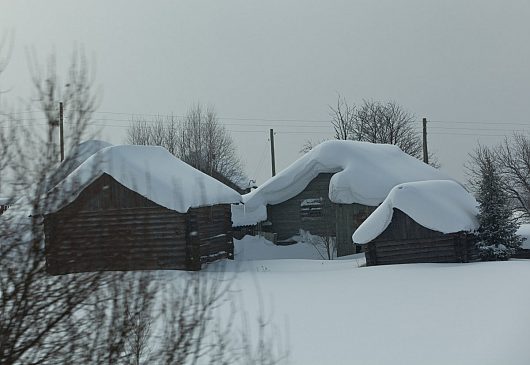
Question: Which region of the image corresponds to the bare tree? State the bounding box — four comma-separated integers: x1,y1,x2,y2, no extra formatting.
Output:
0,48,105,365
329,95,356,141
467,134,530,222
127,115,179,155
330,98,424,159
495,134,530,221
297,229,336,260
127,104,245,185
302,96,437,165
1,42,285,365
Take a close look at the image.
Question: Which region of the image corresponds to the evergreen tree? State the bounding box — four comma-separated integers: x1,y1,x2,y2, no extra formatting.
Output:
474,148,522,260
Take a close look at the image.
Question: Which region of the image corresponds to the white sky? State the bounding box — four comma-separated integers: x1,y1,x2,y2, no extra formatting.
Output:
1,0,530,185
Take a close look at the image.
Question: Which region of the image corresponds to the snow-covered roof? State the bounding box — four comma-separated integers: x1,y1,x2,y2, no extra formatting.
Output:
47,145,242,214
232,140,451,226
50,139,113,188
0,197,11,205
352,180,479,244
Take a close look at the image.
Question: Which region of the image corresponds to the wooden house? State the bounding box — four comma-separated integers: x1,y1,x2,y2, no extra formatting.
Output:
353,180,479,266
264,172,374,255
233,141,450,256
44,145,241,275
514,225,530,259
0,198,10,216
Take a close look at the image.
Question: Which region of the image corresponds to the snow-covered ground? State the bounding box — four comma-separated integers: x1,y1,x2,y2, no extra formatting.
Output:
202,235,530,365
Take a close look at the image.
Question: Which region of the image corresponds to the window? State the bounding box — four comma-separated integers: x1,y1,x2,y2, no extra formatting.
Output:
300,197,323,219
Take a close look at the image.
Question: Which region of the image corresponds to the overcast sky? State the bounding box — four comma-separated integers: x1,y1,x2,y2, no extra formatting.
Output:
2,0,530,185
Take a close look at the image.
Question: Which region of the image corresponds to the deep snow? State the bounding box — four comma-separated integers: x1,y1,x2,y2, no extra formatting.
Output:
203,235,530,365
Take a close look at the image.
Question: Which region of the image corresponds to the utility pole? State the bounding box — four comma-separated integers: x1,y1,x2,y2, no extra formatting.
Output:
422,117,428,164
59,102,64,162
270,128,276,177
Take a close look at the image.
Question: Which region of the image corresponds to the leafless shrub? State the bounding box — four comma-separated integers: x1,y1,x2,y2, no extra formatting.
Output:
467,134,530,222
127,104,245,184
1,43,287,365
298,229,336,260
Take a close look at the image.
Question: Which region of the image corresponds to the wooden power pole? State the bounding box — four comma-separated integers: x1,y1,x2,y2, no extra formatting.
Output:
59,102,64,162
422,117,428,164
270,128,276,177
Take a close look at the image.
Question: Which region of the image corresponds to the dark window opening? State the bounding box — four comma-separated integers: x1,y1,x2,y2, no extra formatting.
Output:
300,197,323,219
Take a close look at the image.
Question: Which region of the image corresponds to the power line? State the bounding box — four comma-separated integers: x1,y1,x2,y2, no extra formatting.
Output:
4,109,530,138
63,116,528,132
252,140,270,179
430,120,530,126
6,108,530,126
7,107,530,125
429,126,529,132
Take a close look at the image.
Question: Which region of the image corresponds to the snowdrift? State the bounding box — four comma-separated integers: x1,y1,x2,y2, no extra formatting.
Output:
353,180,479,244
49,139,113,188
47,145,242,213
233,140,450,226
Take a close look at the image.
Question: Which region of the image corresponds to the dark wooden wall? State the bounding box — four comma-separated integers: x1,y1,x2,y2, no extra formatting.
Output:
44,174,233,274
364,208,477,266
336,203,375,256
0,205,8,216
187,205,234,270
513,248,530,259
267,173,336,241
266,173,374,256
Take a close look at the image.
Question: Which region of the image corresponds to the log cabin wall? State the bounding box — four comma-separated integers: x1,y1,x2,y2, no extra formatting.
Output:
266,173,374,256
335,203,375,256
266,173,336,241
44,174,233,274
187,204,234,270
364,208,477,266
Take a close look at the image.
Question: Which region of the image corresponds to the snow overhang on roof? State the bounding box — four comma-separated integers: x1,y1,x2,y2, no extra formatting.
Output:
47,145,242,214
49,139,113,189
232,140,452,227
352,180,479,244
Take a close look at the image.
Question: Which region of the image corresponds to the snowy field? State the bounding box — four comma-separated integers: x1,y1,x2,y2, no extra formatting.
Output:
202,236,530,365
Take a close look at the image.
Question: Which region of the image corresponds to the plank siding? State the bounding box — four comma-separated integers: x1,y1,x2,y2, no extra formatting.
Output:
267,173,335,241
364,208,477,266
265,173,374,256
190,205,234,263
336,203,375,256
267,174,336,241
45,174,233,274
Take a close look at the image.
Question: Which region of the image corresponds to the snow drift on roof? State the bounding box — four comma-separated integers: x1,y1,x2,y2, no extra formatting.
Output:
50,139,113,188
352,180,479,244
232,140,450,226
47,145,242,214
